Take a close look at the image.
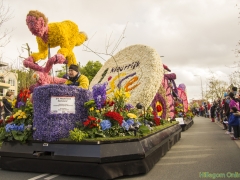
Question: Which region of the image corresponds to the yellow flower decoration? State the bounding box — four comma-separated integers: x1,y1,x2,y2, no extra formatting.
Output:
114,88,130,101
127,113,137,119
89,107,94,111
107,73,126,94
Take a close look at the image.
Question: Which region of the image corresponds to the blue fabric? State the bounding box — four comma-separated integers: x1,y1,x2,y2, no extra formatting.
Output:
228,113,240,126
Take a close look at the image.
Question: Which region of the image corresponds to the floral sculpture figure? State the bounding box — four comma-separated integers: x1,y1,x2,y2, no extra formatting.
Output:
23,54,67,92
26,10,88,66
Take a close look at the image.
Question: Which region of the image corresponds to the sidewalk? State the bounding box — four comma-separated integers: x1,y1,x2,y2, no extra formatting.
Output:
214,118,240,148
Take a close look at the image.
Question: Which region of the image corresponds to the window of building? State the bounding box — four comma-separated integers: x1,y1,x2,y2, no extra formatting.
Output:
8,79,15,86
0,76,5,83
0,88,3,96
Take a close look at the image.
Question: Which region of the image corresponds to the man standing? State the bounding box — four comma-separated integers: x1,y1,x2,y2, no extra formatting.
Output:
65,64,89,89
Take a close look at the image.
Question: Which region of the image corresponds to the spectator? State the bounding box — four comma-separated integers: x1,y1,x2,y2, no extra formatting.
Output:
2,91,14,120
228,107,239,140
210,103,217,122
65,64,89,89
0,100,3,120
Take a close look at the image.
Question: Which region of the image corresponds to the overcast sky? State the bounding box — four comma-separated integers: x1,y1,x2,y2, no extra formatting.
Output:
1,0,240,101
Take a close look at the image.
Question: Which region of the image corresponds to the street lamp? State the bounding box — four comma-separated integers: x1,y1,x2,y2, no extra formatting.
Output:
194,75,203,100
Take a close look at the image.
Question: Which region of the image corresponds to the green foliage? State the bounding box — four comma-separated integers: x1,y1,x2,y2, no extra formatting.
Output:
69,128,88,142
185,110,194,119
80,61,102,82
85,128,105,139
15,69,35,93
138,125,150,135
56,65,67,78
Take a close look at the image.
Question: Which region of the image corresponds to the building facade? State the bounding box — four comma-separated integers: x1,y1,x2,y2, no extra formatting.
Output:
0,62,18,99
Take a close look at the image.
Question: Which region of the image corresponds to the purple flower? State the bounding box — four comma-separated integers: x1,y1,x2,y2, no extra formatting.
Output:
124,103,134,111
100,120,111,130
92,82,107,109
32,84,92,142
17,101,25,108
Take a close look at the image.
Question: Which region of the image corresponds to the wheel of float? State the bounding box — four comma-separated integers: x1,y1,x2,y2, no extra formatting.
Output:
151,92,167,119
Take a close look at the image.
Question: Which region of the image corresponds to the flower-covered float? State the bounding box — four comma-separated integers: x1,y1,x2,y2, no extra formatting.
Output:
174,83,194,131
0,11,182,180
150,63,194,132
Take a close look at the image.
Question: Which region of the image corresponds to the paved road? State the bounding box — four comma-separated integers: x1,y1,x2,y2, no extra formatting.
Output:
1,116,240,180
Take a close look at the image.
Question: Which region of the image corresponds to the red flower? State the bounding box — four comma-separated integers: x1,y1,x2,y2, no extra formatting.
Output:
104,111,123,125
83,119,91,126
83,116,99,128
153,111,161,126
18,88,31,102
5,115,14,124
154,117,161,126
156,105,162,112
104,100,115,107
88,116,96,121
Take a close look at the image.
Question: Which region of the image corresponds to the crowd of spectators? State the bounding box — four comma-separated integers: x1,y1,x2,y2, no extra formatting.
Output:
192,86,240,140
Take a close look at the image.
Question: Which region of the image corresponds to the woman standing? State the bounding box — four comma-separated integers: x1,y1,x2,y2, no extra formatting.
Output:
2,91,14,120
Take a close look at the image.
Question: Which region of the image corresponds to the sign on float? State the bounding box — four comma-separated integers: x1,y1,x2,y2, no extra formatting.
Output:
50,96,75,114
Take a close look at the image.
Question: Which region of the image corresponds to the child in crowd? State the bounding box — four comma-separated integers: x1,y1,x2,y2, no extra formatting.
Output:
225,92,239,134
228,107,239,140
222,113,228,130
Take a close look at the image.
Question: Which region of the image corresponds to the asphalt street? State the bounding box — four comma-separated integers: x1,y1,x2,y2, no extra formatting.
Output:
0,116,240,180
120,116,240,180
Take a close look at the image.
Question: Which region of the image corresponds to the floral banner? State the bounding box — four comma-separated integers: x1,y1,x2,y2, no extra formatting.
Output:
90,44,164,108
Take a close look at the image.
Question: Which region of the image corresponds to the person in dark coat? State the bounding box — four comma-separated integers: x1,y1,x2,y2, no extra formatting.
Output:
210,102,216,122
2,91,14,120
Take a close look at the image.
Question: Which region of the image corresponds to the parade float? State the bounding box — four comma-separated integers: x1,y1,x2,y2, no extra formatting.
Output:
0,10,185,180
152,65,194,132
176,83,194,131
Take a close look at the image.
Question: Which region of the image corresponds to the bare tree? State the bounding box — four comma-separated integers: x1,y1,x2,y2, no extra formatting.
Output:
0,0,13,59
16,43,35,90
204,75,228,102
